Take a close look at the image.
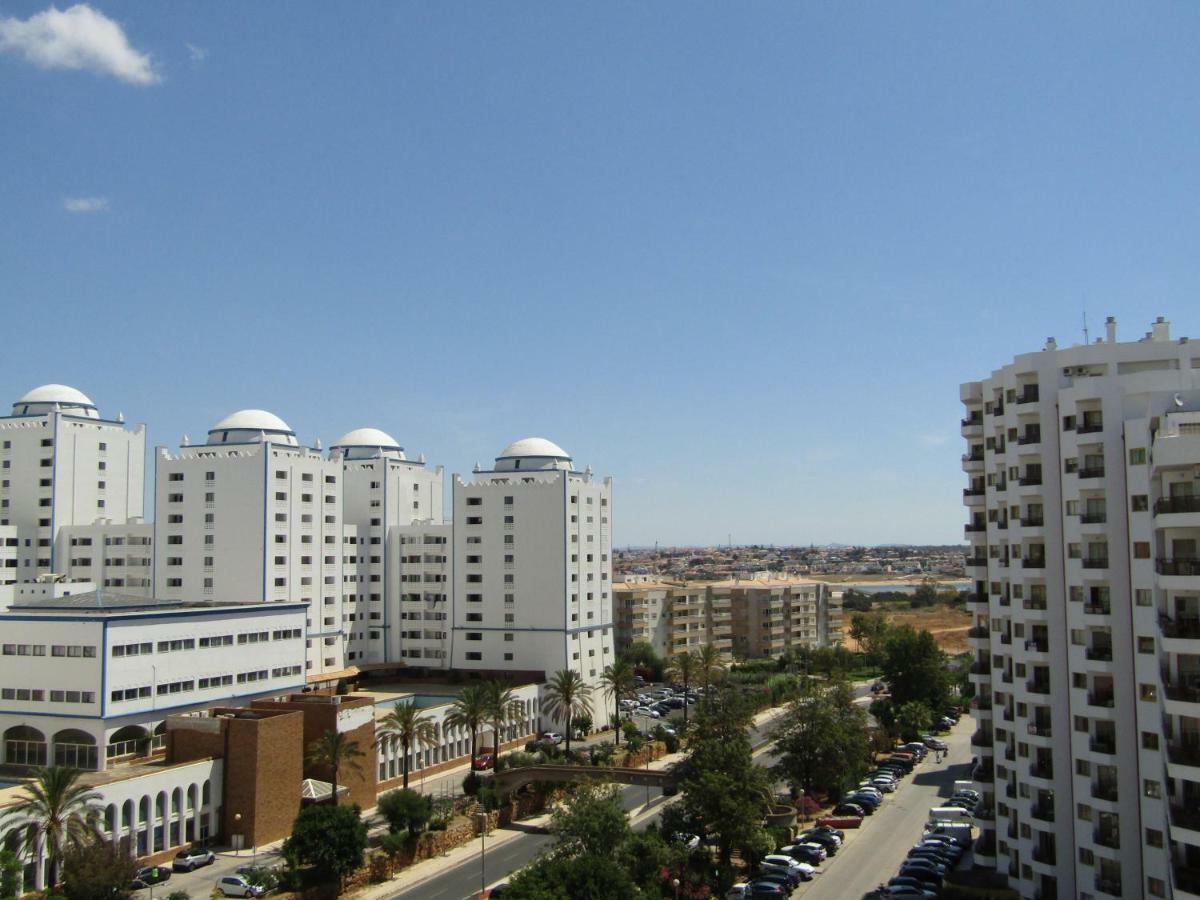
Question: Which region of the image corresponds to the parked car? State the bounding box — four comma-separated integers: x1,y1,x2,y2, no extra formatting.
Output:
870,682,886,693
832,802,866,817
753,870,801,892
131,865,171,888
763,854,815,878
779,842,825,865
727,882,786,899
541,732,564,744
922,736,948,751
816,815,863,829
672,832,701,850
474,751,496,770
791,832,838,855
173,848,216,871
808,824,845,840
217,874,266,898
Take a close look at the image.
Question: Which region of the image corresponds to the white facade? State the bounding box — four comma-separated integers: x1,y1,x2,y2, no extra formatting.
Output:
0,590,307,772
451,438,614,707
0,385,145,579
332,427,445,668
154,410,346,678
962,316,1200,900
56,518,153,594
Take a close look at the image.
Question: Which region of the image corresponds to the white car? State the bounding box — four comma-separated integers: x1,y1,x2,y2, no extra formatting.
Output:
869,779,896,793
541,732,564,745
762,854,816,877
636,707,661,719
217,875,265,898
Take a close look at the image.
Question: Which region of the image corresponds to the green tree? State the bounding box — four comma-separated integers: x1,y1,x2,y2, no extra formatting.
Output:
665,651,698,729
548,784,630,858
869,697,897,736
483,680,525,754
542,669,593,755
880,624,951,712
0,767,103,888
282,803,368,890
621,641,664,680
0,849,19,900
445,684,489,771
896,700,934,740
847,611,891,661
307,729,367,805
772,679,871,803
60,839,138,900
599,659,636,745
503,853,643,900
376,702,436,789
695,644,727,697
376,789,432,835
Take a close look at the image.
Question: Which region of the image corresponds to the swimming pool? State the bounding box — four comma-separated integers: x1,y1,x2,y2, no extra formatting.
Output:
375,694,458,711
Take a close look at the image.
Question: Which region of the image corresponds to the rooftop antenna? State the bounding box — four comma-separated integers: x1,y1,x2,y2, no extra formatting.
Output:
1082,311,1090,344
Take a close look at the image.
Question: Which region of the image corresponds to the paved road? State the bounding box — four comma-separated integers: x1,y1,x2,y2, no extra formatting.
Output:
795,716,975,900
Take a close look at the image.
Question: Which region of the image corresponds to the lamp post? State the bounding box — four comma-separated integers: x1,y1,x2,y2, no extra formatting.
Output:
233,812,242,856
476,811,488,897
672,877,681,900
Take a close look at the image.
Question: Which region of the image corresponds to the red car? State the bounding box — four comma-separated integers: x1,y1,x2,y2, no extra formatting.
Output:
474,751,495,770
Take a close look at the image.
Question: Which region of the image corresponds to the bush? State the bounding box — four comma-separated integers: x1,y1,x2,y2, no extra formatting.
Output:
281,803,368,886
167,893,190,900
502,750,539,770
462,771,482,796
377,788,433,835
478,780,503,811
231,866,279,891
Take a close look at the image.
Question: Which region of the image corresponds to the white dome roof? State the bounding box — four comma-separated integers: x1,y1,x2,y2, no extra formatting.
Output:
18,384,95,407
332,427,401,450
497,437,571,460
13,384,98,418
207,409,297,446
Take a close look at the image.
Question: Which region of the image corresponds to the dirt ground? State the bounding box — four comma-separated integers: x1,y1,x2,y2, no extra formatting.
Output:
884,605,972,654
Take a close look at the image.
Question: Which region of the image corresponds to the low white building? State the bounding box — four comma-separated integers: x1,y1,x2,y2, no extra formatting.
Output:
56,518,153,594
0,588,307,771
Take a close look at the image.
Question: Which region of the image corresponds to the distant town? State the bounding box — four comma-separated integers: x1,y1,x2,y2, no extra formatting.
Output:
615,544,969,583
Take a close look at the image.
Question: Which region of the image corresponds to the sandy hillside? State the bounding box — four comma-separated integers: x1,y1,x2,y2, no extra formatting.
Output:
884,605,972,654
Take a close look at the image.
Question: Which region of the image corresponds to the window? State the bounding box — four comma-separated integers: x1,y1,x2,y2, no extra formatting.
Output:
1135,589,1152,606
1129,447,1146,465
1145,828,1163,848
1131,494,1148,512
1142,731,1159,750
1140,684,1157,701
466,651,482,661
1134,542,1150,559
1144,779,1161,798
1138,636,1154,653
466,632,482,641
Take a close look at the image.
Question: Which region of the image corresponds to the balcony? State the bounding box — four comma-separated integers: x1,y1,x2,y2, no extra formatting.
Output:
1156,495,1200,516
1019,474,1043,486
970,661,990,675
1080,512,1107,524
1077,420,1104,435
1019,431,1042,446
1029,761,1054,779
1026,679,1051,695
966,557,988,569
1158,558,1200,577
1089,736,1116,755
963,450,985,463
1078,466,1106,479
963,487,986,498
1021,516,1045,527
1171,804,1200,831
974,696,993,711
968,626,989,639
1000,633,1012,645
1031,843,1056,863
965,523,987,533
1161,616,1200,639
1083,601,1112,615
1175,864,1200,896
1094,876,1122,897
970,730,992,747
1165,682,1200,705
1087,692,1115,708
962,414,983,428
1092,780,1118,802
1167,742,1200,767
1086,646,1114,662
1028,721,1052,737
1023,558,1046,569
1081,557,1110,570
972,762,994,782
1017,386,1040,404
1093,828,1120,850
1025,638,1049,652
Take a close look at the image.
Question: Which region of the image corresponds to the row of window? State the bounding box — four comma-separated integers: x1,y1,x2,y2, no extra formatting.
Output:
2,643,96,658
110,666,293,701
1,687,96,703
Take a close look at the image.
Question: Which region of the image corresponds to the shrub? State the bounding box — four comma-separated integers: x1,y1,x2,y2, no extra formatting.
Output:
377,788,433,835
462,771,482,796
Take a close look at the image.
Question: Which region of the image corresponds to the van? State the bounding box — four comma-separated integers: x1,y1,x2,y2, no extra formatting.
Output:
928,806,972,824
924,821,973,847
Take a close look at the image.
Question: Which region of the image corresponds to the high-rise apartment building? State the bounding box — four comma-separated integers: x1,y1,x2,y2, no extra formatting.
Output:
962,316,1200,900
0,385,145,579
154,410,346,678
451,438,614,693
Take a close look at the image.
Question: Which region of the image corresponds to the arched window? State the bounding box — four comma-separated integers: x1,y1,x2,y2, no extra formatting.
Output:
155,791,167,819
171,787,182,816
105,804,117,835
139,796,150,824
201,780,211,807
4,725,47,766
106,725,149,760
53,729,97,769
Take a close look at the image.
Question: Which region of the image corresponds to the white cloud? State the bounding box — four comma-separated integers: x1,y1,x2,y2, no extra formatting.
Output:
917,432,950,447
185,42,206,63
0,4,159,85
63,196,109,213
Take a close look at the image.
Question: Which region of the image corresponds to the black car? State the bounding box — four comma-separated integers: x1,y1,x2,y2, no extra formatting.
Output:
753,870,798,892
796,831,838,855
783,844,824,865
807,824,845,840
832,802,866,817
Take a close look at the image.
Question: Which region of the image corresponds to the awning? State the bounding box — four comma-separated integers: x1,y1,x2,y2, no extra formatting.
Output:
300,778,351,802
305,666,360,685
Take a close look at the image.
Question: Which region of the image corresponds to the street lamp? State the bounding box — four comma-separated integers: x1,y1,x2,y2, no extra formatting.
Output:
476,811,488,897
672,877,681,900
233,812,242,857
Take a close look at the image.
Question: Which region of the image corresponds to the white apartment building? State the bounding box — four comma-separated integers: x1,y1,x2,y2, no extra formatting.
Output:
451,438,614,702
0,588,307,771
962,316,1200,900
331,427,446,667
154,410,346,679
56,518,153,593
0,385,145,578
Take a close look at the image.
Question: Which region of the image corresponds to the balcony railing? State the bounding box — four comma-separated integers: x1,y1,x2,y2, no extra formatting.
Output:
1092,780,1118,801
1171,804,1200,831
1018,431,1042,445
972,763,994,782
1030,760,1054,779
1031,843,1056,862
1017,386,1040,404
973,696,993,710
1089,736,1116,755
1021,516,1045,527
963,487,986,497
970,661,989,675
1087,692,1115,708
968,626,989,639
1023,558,1046,569
1161,616,1200,639
1081,557,1110,569
1080,512,1107,524
1155,495,1200,515
1025,638,1048,652
1000,633,1012,645
1019,474,1043,486
1077,421,1104,434
966,589,987,601
965,523,987,533
1094,875,1122,896
1083,602,1112,615
1164,683,1200,705
1026,679,1051,695
1175,864,1200,895
1167,741,1200,766
1078,466,1106,479
1093,828,1120,850
1028,721,1052,737
961,415,983,428
1086,646,1114,662
974,835,996,856
971,730,992,746
963,451,985,462
1158,558,1200,577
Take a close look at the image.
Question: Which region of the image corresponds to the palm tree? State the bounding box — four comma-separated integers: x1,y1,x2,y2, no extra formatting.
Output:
542,668,593,755
483,681,525,757
0,766,102,887
306,729,366,804
666,651,698,729
444,684,489,771
696,644,727,698
376,702,437,789
599,659,635,746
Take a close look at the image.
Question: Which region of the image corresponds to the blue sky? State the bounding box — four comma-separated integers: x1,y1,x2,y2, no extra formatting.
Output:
3,3,1199,547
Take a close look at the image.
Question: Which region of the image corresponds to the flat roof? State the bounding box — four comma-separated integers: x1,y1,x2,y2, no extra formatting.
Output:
4,589,307,617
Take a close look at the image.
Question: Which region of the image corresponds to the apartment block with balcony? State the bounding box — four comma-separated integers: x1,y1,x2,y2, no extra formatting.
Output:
962,316,1200,900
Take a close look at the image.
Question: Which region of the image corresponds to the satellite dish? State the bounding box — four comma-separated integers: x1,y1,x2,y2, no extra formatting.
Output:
1175,393,1185,408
